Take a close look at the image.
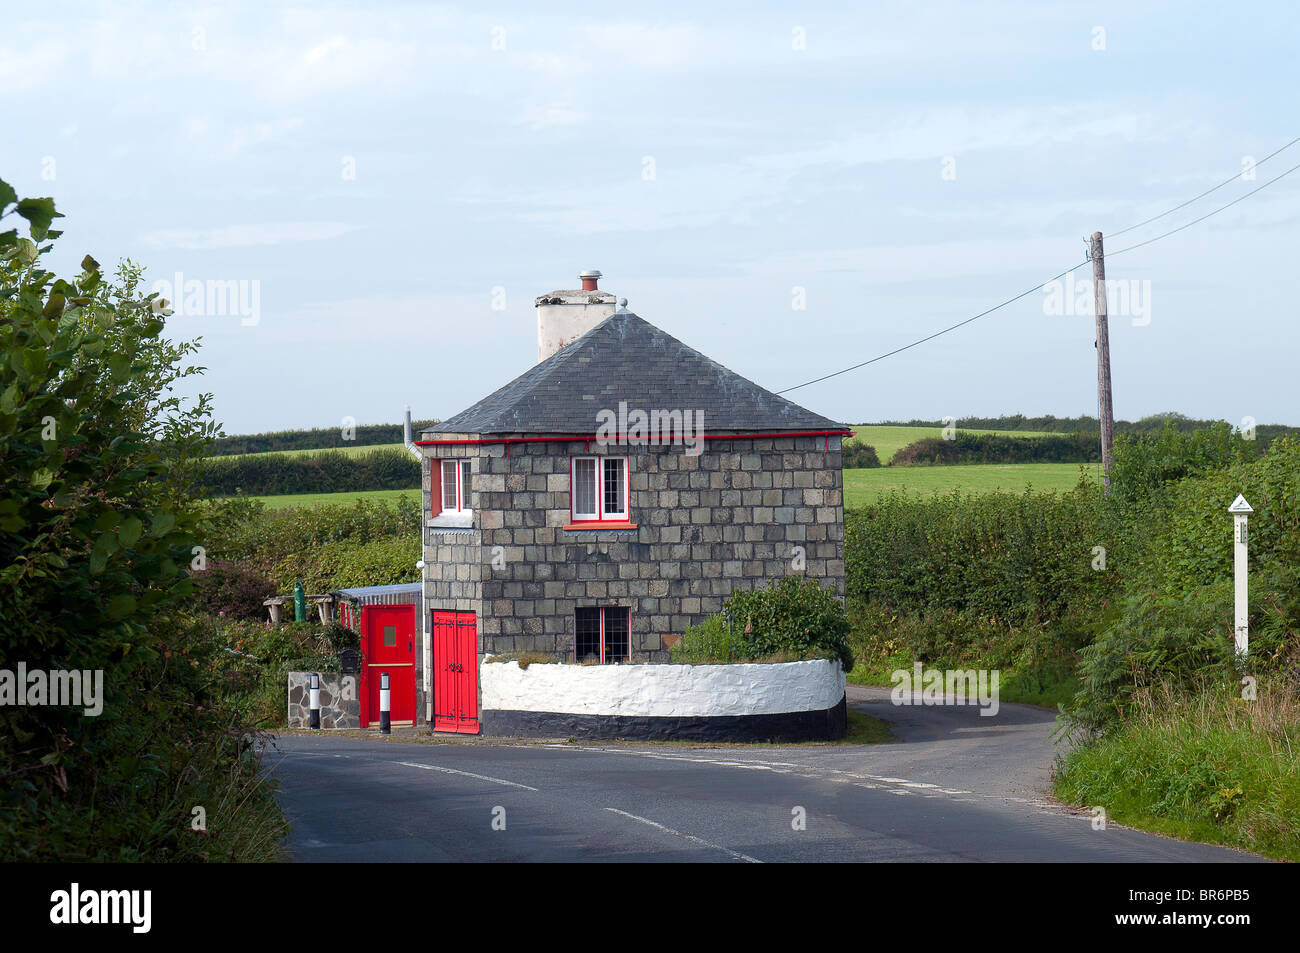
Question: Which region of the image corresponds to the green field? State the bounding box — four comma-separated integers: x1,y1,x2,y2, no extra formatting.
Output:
244,488,421,509
230,425,1090,508
847,425,1059,463
844,463,1098,508
209,442,405,461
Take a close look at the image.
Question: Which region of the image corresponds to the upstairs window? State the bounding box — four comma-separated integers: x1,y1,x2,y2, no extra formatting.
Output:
575,606,630,663
439,459,473,513
571,455,628,523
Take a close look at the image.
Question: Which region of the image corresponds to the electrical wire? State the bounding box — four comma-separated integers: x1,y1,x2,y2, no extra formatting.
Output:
776,151,1300,396
775,260,1089,395
1108,136,1300,239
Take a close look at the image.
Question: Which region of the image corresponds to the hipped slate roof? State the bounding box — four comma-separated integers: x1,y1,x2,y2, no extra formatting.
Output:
426,311,845,436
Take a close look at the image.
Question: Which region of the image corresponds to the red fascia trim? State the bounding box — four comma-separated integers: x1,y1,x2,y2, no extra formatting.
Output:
413,430,854,447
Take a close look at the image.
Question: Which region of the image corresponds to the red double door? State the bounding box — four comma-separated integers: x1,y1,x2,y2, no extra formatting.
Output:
360,605,416,728
432,610,479,734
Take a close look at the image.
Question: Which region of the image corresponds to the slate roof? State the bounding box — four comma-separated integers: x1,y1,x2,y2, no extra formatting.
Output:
426,311,846,436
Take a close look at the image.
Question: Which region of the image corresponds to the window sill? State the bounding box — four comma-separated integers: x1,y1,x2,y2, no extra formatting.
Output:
563,521,637,531
428,512,473,529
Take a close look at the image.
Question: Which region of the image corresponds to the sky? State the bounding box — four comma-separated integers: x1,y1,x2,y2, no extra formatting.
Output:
3,1,1298,435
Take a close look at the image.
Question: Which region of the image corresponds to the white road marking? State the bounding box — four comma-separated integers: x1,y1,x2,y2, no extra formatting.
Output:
393,761,539,791
604,808,762,864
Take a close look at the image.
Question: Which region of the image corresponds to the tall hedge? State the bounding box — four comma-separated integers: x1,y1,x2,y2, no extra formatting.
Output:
199,447,421,496
891,432,1100,466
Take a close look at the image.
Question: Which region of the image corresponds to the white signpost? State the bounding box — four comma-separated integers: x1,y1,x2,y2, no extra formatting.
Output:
1228,494,1253,658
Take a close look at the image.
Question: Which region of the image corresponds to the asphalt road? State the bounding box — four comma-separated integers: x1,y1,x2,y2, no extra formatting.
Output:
267,686,1263,862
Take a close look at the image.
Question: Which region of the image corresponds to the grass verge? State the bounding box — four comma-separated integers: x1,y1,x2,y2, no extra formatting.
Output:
1054,680,1300,861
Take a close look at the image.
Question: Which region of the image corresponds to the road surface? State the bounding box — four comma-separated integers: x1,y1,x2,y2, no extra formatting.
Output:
266,686,1262,862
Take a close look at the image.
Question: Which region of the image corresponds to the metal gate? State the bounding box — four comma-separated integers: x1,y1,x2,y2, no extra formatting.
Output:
432,610,479,734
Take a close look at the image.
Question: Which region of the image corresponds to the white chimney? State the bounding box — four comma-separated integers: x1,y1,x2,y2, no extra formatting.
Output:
535,270,616,362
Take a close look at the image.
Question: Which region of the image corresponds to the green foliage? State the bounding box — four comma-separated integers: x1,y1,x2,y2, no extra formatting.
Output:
841,442,881,469
1106,420,1253,507
192,559,278,620
891,432,1099,466
208,420,438,456
0,177,285,860
203,495,420,591
211,618,358,728
671,614,745,663
845,485,1111,625
1068,436,1300,733
1056,680,1300,861
200,446,421,496
681,576,854,671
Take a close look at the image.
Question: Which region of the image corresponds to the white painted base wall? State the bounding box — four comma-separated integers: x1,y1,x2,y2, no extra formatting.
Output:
481,658,845,717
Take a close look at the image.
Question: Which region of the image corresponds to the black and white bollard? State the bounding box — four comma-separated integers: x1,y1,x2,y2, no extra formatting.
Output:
379,671,391,735
308,672,321,730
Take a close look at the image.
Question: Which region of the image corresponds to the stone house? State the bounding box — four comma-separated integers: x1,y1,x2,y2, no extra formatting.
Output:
411,272,849,732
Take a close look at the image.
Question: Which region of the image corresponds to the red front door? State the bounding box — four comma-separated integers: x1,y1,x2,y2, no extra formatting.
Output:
432,611,479,734
360,604,416,728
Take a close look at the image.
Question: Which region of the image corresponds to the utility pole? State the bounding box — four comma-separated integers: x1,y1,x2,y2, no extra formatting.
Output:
1091,231,1115,493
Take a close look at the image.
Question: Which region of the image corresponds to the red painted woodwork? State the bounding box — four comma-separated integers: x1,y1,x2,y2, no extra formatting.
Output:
360,604,416,728
432,610,479,734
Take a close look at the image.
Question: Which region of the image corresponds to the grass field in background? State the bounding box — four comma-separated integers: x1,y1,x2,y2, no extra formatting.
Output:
847,425,1059,463
227,425,1089,508
244,488,422,509
209,442,405,461
844,463,1098,507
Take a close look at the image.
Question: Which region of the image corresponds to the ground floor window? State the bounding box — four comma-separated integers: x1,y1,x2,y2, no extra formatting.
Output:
575,606,630,663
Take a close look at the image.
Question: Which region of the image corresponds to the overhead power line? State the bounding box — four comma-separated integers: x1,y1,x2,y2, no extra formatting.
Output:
775,260,1089,395
1107,159,1300,257
1108,135,1300,239
777,143,1300,396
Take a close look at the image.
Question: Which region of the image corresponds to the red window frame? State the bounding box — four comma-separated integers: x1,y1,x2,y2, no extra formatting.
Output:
575,606,630,663
432,459,472,517
569,455,629,524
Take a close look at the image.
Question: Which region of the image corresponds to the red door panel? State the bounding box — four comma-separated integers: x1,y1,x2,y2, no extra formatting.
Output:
360,604,416,728
433,611,478,734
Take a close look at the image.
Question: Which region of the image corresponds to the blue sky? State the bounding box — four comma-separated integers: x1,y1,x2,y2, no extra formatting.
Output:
4,1,1298,434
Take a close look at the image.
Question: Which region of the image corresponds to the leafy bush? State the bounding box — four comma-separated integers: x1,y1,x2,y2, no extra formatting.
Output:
1106,420,1252,507
191,559,277,620
845,485,1112,625
675,576,854,671
841,442,882,469
203,495,421,592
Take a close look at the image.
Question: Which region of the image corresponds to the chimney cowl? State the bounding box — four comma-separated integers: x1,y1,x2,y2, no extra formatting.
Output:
579,269,602,291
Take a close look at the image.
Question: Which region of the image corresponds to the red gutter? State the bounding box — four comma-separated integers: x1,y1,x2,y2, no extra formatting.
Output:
414,430,855,455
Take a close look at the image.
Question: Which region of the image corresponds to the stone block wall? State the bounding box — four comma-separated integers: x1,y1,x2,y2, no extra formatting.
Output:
421,434,843,663
286,672,360,729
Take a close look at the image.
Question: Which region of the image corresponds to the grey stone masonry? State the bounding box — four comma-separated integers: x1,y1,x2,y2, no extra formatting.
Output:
422,434,844,663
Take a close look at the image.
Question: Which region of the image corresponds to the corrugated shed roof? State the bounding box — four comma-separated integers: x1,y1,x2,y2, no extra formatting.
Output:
426,311,845,436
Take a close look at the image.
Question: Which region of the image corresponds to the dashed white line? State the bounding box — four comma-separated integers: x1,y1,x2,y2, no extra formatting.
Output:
393,761,539,791
604,808,762,863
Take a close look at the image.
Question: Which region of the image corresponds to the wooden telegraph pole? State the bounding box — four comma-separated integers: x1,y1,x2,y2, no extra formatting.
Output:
1091,231,1115,493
